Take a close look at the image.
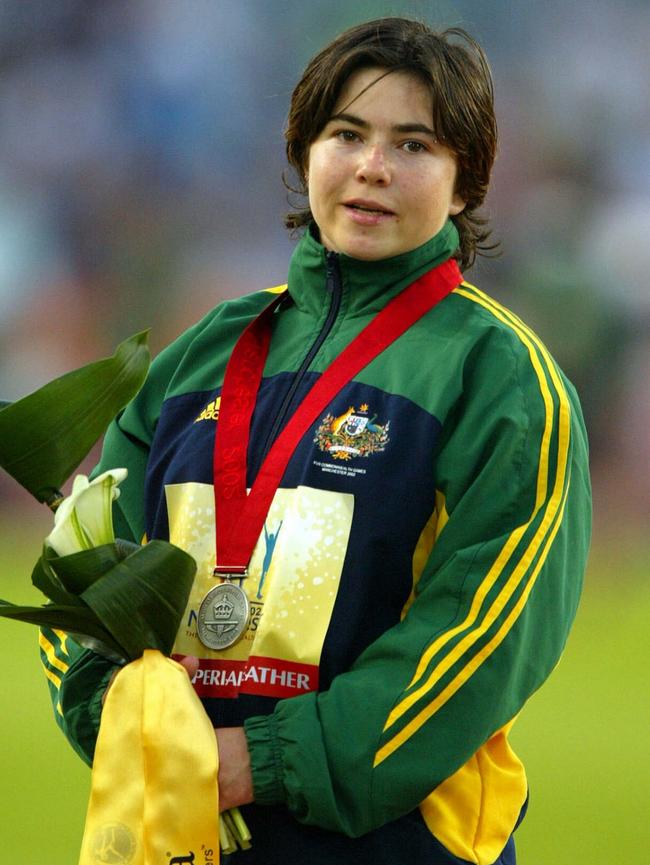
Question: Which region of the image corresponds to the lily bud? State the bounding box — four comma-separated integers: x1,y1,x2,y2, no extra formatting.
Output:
45,468,128,557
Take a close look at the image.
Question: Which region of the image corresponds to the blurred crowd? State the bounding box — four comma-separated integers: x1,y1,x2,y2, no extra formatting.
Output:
0,0,648,541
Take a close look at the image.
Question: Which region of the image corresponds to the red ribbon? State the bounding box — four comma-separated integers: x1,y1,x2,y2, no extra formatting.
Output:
213,257,462,575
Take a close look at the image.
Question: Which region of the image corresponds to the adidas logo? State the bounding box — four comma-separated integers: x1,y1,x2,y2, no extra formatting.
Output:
195,396,220,423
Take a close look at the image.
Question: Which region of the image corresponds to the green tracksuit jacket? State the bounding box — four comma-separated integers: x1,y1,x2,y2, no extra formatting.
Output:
41,221,591,865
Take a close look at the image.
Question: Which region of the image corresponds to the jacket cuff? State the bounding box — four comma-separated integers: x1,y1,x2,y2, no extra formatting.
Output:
60,652,119,766
244,713,286,805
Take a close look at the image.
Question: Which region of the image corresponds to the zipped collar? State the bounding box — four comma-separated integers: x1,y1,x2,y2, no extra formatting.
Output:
287,219,461,320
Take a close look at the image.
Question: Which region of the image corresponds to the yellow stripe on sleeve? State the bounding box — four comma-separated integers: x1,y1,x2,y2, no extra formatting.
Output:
375,479,570,766
375,285,572,765
390,287,558,699
39,631,70,675
52,628,70,657
42,664,63,690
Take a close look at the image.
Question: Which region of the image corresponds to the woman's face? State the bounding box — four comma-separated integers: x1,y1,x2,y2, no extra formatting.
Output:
307,67,465,261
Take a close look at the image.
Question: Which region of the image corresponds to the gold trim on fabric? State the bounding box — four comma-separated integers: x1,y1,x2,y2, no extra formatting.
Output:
418,719,527,865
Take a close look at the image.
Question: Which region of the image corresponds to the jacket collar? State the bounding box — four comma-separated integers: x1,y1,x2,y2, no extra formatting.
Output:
286,219,460,319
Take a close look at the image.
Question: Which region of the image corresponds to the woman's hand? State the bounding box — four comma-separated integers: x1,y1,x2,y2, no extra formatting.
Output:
100,656,253,809
216,727,254,812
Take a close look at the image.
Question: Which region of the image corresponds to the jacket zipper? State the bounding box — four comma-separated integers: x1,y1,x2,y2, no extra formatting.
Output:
258,250,343,465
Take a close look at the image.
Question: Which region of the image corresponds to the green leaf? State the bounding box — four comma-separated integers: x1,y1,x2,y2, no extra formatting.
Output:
66,632,126,664
3,539,194,663
32,542,141,605
0,599,126,660
80,541,196,660
45,543,124,595
31,553,84,607
0,332,150,503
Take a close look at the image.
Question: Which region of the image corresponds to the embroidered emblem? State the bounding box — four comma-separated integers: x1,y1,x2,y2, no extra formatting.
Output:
314,404,390,460
194,396,221,422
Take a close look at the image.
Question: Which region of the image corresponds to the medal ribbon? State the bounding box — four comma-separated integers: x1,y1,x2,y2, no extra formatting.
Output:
213,257,462,574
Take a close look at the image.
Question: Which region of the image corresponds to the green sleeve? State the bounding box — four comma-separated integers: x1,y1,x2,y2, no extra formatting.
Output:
244,325,591,836
39,627,117,765
41,310,221,762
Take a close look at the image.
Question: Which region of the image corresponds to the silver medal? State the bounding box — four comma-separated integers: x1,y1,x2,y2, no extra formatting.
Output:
197,582,250,650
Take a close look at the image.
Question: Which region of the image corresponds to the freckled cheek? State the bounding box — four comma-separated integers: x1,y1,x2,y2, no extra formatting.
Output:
308,154,347,216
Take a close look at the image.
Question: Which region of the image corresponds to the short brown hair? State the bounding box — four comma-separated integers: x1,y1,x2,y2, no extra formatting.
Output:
284,18,497,269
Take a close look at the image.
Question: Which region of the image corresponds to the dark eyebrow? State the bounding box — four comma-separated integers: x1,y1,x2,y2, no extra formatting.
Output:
328,112,436,138
394,122,437,137
328,112,370,128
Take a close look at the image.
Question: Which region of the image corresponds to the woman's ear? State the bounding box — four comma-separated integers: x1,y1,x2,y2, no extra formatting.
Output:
449,193,466,216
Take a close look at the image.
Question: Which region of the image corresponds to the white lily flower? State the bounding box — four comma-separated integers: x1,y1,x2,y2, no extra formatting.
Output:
45,468,128,557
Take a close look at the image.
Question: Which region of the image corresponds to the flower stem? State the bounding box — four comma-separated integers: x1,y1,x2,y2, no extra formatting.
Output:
230,807,252,843
219,814,237,854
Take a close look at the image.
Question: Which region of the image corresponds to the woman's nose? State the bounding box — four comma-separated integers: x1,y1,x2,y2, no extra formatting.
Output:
355,144,391,185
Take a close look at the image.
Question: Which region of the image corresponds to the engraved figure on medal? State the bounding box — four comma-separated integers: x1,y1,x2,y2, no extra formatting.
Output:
198,582,250,650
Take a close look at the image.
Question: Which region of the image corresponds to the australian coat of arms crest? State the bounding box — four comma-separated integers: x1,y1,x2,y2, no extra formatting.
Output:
314,404,390,460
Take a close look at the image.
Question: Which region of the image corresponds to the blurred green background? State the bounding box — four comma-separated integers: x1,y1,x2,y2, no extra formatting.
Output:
1,509,648,863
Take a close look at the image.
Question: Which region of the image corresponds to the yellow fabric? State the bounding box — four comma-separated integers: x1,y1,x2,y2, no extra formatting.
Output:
166,483,353,674
79,650,220,864
419,719,527,865
434,490,449,538
402,490,447,620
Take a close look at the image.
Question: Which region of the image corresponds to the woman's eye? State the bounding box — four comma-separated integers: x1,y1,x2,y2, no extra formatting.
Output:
402,140,427,153
336,129,359,142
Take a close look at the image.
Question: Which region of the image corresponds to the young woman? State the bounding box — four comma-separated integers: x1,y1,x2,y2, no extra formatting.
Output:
43,18,591,865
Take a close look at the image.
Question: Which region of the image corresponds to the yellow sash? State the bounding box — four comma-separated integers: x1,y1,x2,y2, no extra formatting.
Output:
78,650,220,864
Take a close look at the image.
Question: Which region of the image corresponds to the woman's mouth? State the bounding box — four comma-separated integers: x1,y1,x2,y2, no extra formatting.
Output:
344,200,395,216
343,201,395,224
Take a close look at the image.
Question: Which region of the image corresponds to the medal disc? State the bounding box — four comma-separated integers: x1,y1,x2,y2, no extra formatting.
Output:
197,582,250,650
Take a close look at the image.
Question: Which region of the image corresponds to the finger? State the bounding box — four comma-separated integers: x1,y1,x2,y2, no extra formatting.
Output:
177,654,200,679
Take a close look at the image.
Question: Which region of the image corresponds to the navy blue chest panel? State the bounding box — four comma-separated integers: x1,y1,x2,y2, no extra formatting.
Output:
145,372,442,697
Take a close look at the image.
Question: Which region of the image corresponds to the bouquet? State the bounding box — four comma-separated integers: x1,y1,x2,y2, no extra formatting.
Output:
0,334,250,862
